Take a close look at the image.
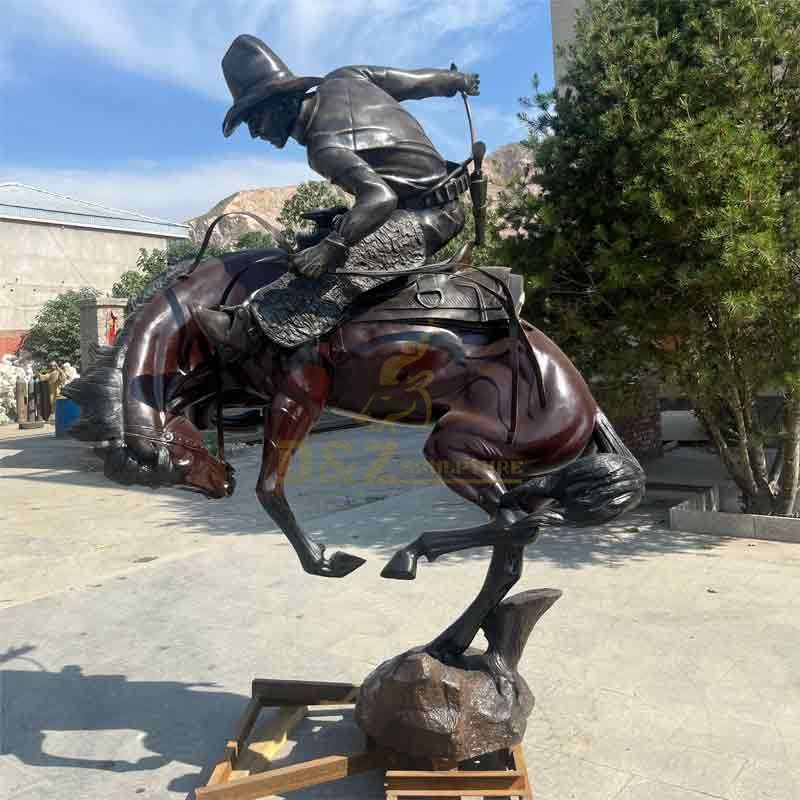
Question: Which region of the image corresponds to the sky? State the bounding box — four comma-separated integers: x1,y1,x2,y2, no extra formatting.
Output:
0,0,554,223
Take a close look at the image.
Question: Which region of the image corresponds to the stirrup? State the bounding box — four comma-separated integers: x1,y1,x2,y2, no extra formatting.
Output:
194,305,262,364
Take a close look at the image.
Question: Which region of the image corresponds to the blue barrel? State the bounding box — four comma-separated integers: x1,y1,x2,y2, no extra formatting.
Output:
55,397,80,438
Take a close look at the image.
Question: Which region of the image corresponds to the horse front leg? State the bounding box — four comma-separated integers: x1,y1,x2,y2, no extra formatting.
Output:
257,389,366,579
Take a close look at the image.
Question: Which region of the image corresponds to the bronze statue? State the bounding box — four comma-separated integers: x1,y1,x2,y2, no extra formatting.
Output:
37,361,66,419
195,35,480,350
66,36,646,763
65,248,644,664
65,34,647,651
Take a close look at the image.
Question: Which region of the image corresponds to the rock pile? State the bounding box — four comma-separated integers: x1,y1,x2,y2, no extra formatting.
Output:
0,356,31,424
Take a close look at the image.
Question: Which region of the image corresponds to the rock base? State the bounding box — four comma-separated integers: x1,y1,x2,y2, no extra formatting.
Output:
355,588,561,762
355,647,533,761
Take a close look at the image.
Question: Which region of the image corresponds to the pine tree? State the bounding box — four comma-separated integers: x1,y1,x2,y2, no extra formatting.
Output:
498,0,800,515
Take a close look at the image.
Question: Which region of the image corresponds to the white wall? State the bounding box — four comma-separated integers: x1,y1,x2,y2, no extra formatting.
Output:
550,0,584,86
0,219,169,330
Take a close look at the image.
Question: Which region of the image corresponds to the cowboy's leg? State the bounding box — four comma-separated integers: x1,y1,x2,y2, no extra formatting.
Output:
192,303,262,363
413,200,467,255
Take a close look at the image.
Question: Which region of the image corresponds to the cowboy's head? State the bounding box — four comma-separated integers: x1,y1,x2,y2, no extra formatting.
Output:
221,35,321,147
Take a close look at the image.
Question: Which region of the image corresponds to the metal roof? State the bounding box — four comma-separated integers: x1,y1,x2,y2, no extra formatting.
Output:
0,182,189,239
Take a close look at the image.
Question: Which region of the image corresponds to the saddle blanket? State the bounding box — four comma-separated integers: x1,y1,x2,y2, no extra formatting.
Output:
248,209,427,348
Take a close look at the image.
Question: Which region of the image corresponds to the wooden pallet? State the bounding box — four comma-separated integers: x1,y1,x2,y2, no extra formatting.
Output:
196,678,532,800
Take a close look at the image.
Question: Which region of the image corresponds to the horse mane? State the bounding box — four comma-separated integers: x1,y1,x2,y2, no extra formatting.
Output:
64,257,203,444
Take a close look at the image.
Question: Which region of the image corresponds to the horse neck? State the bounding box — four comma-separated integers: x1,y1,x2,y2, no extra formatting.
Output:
121,251,287,454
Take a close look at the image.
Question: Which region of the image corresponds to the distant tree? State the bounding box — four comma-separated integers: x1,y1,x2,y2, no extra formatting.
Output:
277,180,345,247
435,202,502,267
497,0,800,515
23,288,98,367
235,230,274,250
112,239,224,301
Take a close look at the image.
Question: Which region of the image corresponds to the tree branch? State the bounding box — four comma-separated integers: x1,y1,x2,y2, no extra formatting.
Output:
696,409,757,497
777,391,800,516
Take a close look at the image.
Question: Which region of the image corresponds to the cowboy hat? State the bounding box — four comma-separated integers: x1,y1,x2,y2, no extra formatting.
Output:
222,35,322,137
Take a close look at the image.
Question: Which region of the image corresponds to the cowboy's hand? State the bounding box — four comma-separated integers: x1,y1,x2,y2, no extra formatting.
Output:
462,72,480,96
291,233,348,279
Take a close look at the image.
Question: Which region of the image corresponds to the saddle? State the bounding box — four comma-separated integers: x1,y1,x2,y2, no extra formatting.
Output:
352,266,525,326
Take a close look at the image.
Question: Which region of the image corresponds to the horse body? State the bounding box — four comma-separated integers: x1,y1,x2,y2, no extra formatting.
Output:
67,248,644,662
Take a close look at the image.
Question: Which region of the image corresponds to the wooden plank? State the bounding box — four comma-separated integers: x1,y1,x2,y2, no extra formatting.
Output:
252,678,360,706
386,792,525,799
234,705,308,776
387,769,520,780
196,750,389,800
205,738,237,788
511,745,532,799
385,769,526,796
206,759,232,787
231,697,262,757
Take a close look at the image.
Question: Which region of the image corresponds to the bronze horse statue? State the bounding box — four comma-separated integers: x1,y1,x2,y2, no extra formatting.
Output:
66,246,644,661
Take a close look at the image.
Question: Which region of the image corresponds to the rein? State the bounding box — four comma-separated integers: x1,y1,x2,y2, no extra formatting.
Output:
189,211,279,274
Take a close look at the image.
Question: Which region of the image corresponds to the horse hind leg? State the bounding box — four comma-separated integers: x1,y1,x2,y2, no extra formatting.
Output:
381,412,538,581
382,411,541,661
503,410,646,526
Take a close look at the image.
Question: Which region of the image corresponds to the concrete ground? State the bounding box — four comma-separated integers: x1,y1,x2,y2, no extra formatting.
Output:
1,424,799,800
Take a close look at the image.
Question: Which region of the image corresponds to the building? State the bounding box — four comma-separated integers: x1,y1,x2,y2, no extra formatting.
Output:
550,0,583,86
0,183,189,357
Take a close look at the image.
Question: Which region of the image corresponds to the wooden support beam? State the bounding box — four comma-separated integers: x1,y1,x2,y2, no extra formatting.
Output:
197,750,390,800
384,768,527,798
228,697,262,759
251,678,360,706
205,757,233,788
232,704,309,779
511,745,533,799
199,679,534,799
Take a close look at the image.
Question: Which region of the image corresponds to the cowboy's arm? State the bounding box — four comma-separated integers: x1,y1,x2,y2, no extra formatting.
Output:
291,149,397,278
344,65,479,100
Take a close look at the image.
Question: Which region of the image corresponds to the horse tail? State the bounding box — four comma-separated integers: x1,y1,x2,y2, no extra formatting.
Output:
552,408,646,525
507,409,646,526
592,407,639,464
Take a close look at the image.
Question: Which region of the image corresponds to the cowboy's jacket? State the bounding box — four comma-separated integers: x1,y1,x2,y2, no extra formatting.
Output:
295,66,467,245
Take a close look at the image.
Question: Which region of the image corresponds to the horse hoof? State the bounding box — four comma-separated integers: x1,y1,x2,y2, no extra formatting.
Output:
224,471,237,496
380,549,418,580
507,513,547,543
308,550,366,579
425,638,465,666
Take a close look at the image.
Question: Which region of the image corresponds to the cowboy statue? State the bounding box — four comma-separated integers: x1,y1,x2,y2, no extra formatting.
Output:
195,34,485,353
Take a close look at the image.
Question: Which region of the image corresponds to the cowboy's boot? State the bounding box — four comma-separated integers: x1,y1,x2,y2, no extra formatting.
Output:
192,305,262,363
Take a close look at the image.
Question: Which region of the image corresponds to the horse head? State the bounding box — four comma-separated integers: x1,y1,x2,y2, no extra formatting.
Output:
65,249,288,498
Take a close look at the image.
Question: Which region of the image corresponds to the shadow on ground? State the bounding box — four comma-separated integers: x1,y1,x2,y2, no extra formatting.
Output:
0,433,112,489
1,428,727,573
0,645,386,799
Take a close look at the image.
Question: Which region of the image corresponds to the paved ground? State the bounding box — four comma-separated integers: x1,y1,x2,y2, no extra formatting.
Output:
1,424,799,799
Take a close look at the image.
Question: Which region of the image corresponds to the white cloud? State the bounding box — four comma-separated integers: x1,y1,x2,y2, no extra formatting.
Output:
0,156,314,222
0,1,539,219
3,0,534,100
